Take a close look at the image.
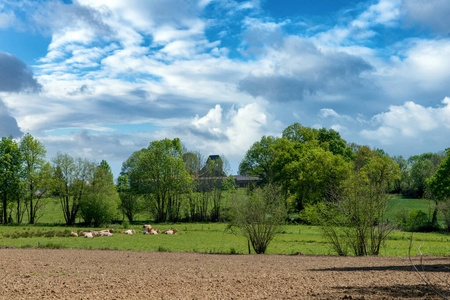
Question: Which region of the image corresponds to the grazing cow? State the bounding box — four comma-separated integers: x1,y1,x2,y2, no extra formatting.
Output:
84,232,94,238
162,229,178,235
70,231,78,237
143,224,152,233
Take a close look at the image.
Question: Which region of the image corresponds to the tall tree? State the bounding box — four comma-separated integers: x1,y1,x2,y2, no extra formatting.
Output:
427,150,450,225
79,160,119,226
53,153,95,225
19,133,47,224
0,137,22,224
238,135,279,183
123,138,191,222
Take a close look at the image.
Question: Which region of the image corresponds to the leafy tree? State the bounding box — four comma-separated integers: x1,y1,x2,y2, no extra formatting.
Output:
0,137,22,224
273,141,351,211
53,153,95,225
117,174,143,222
282,123,318,143
19,133,47,224
79,160,119,226
229,184,286,254
427,150,450,225
401,153,444,198
238,135,279,183
123,138,191,222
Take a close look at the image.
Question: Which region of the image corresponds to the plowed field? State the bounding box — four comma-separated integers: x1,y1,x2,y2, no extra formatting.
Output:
0,248,448,299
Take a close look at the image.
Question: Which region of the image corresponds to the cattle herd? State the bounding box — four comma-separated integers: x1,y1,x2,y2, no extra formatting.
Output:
70,225,178,238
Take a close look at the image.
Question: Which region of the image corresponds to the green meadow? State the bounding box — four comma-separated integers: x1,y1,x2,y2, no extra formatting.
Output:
0,193,448,256
0,222,448,256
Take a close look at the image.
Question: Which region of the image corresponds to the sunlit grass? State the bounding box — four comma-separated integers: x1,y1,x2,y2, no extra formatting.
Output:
0,223,448,256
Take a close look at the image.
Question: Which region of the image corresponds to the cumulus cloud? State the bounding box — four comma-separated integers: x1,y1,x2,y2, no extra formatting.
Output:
167,103,269,158
0,52,41,92
361,98,450,147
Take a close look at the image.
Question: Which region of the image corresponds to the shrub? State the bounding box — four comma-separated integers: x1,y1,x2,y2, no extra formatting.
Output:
405,210,429,231
317,171,394,256
79,193,119,227
229,184,286,254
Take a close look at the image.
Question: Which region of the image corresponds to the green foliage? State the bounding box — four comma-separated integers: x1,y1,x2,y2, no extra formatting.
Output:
79,160,120,226
122,138,191,222
0,136,23,224
19,134,51,224
79,193,118,227
428,152,450,201
316,170,394,256
229,184,286,254
52,153,96,225
238,135,279,183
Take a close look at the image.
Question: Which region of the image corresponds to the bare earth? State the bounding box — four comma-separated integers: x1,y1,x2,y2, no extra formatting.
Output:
0,248,448,299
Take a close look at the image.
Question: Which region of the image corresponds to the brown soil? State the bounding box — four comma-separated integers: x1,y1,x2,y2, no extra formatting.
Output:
0,248,448,299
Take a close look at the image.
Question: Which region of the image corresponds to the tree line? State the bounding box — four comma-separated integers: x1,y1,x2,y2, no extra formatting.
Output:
0,134,118,226
0,124,449,236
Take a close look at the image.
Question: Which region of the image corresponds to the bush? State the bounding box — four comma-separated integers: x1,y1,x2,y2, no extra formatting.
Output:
318,171,394,256
229,184,286,254
79,193,119,227
405,210,429,231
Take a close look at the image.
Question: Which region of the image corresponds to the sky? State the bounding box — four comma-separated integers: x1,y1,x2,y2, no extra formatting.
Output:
1,0,450,179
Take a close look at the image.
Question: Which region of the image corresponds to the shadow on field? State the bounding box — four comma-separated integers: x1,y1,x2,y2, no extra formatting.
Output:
333,284,448,299
310,263,450,273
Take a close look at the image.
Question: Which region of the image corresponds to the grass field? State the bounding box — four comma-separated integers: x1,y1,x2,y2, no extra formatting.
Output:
0,193,448,256
0,222,448,256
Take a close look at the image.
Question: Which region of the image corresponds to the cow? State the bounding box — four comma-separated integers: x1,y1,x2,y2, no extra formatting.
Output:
162,229,178,235
143,224,152,233
124,229,136,235
84,232,94,238
101,231,113,237
70,231,78,237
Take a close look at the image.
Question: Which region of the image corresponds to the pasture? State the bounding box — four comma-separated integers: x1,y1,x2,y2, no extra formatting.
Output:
0,222,449,256
0,193,448,256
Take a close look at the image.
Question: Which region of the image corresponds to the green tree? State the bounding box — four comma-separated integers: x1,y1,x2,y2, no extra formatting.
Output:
282,123,318,144
123,138,191,222
117,174,143,222
400,152,444,198
229,184,286,254
53,153,95,225
0,137,22,224
427,150,450,226
19,133,47,224
238,135,279,183
79,160,119,226
272,141,351,211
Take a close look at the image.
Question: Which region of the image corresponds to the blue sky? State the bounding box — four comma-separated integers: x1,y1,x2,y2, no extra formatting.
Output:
1,0,450,178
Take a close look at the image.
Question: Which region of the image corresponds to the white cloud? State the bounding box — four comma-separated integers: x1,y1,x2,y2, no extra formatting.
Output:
0,10,16,28
361,98,450,144
320,108,340,118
